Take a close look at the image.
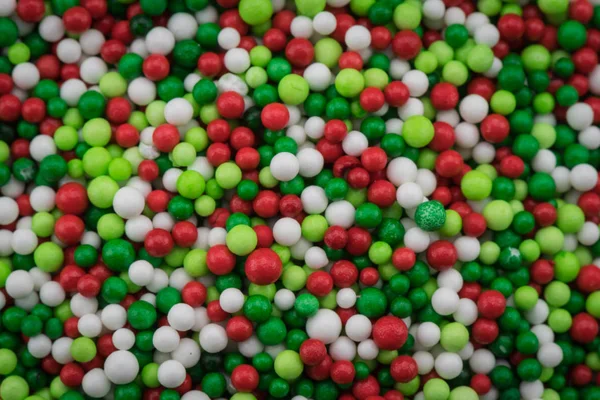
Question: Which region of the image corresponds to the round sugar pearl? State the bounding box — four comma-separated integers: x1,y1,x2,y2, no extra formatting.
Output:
402,70,429,97
78,314,102,338
39,15,65,42
199,324,228,353
459,95,488,123
566,103,594,130
158,360,187,388
434,352,463,379
274,289,296,311
306,309,342,344
82,369,111,398
80,29,105,55
80,57,108,84
101,304,127,330
417,322,441,348
128,78,156,106
104,350,139,384
172,338,201,368
304,246,328,269
345,314,372,342
570,164,598,191
12,62,40,90
387,157,418,186
413,351,435,374
273,217,301,246
345,25,371,50
165,98,194,126
301,186,328,214
537,342,563,367
297,148,324,178
431,288,460,315
218,27,241,49
153,326,180,352
357,339,379,360
168,303,196,331
6,270,34,299
224,48,250,74
167,13,198,40
313,12,336,35
291,16,313,38
113,328,136,350
336,288,357,308
270,152,300,182
329,336,357,361
219,288,245,313
469,349,495,374
28,334,52,359
453,298,478,326
113,187,145,219
397,182,424,208
56,38,82,63
342,131,369,156
128,260,155,287
325,200,355,228
40,281,66,307
146,27,175,54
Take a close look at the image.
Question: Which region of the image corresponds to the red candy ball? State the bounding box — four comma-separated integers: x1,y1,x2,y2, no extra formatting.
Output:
245,248,282,284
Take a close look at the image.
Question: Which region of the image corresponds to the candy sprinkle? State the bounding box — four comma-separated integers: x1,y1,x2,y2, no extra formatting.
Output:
0,0,600,400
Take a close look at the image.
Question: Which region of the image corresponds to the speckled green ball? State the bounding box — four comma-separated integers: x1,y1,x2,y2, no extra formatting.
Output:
415,201,446,231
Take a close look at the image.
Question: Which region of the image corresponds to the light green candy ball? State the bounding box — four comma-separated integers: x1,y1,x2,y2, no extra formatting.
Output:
70,337,97,363
467,44,494,73
449,386,479,400
34,242,64,273
226,225,258,256
215,162,242,189
424,378,450,400
535,226,565,255
556,204,585,233
82,118,111,147
177,170,206,199
87,176,119,208
334,69,364,98
0,349,17,375
393,3,421,30
295,0,326,17
402,115,434,148
238,0,273,25
483,200,514,231
440,322,469,352
274,350,304,380
278,75,309,105
461,171,492,201
0,376,29,400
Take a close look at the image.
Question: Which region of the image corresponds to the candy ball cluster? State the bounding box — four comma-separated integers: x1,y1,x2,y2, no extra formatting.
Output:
0,0,600,399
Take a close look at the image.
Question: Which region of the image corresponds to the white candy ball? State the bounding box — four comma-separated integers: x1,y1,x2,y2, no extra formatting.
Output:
270,152,300,182
158,360,187,388
199,324,228,353
570,164,598,191
273,217,302,246
153,326,181,353
104,350,139,384
219,288,245,314
434,352,463,379
146,27,175,54
306,309,342,344
459,94,488,123
113,187,145,219
168,303,196,331
431,287,460,315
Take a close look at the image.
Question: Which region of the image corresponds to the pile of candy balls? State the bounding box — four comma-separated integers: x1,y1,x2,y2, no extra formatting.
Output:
0,0,600,399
